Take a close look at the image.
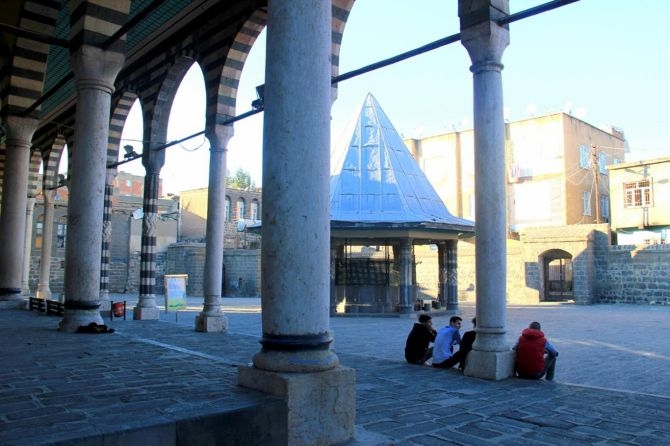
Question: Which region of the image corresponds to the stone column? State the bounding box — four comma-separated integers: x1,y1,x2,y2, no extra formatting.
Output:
0,116,37,303
195,124,233,333
36,190,56,300
459,0,514,380
21,197,36,296
59,46,124,331
133,169,161,320
398,238,414,313
99,171,116,314
238,2,354,445
329,241,339,314
446,239,459,312
437,241,447,309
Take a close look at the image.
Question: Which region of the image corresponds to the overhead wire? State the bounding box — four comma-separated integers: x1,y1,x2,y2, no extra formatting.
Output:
9,0,581,169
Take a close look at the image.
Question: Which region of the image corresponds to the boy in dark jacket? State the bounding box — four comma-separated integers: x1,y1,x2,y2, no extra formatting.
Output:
514,321,559,380
405,314,437,365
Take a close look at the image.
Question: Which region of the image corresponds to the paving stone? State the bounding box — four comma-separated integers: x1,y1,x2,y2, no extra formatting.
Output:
3,299,670,445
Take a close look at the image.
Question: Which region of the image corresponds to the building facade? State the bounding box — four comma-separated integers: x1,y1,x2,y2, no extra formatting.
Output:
405,112,627,234
179,186,261,248
608,157,670,245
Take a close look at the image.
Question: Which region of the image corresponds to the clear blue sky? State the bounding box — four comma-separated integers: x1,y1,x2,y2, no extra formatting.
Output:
120,0,670,194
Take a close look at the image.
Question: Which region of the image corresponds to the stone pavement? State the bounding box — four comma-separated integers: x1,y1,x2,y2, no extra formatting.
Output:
1,296,669,445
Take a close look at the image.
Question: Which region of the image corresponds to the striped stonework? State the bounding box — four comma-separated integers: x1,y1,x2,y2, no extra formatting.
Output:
108,92,138,163
139,173,159,297
331,0,355,98
4,0,59,116
68,0,130,51
27,148,41,199
99,180,114,299
446,239,458,311
209,8,267,123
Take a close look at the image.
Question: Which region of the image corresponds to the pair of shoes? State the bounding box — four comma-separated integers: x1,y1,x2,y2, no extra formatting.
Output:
76,322,115,334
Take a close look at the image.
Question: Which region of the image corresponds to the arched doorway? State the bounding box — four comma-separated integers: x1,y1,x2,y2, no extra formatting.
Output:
540,249,573,302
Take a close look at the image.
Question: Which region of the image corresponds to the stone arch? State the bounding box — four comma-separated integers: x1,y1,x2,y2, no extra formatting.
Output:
42,135,68,191
210,8,268,128
209,1,356,129
27,148,42,199
144,56,197,166
331,0,356,100
538,248,573,302
109,90,139,166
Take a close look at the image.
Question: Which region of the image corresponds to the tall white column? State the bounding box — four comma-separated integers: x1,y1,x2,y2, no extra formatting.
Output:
36,190,56,300
59,46,124,331
21,197,36,296
238,2,354,445
459,0,515,380
0,115,37,303
196,124,233,332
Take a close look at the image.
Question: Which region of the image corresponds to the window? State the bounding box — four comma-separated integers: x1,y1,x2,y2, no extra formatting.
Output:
600,195,610,220
598,152,607,175
35,221,43,249
250,200,259,220
579,145,590,169
582,191,591,216
237,198,246,220
224,197,231,221
56,223,67,248
623,179,652,208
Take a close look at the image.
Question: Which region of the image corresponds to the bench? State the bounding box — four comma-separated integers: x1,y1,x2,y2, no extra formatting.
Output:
28,297,64,316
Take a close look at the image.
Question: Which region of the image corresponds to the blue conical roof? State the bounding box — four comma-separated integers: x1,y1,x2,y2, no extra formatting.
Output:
330,93,474,232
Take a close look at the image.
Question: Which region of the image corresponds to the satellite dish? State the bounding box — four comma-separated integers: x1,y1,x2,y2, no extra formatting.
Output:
132,208,144,220
236,220,247,232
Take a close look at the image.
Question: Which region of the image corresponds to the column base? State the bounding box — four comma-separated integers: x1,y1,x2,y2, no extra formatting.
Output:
398,305,413,314
58,309,105,332
0,294,25,303
35,287,52,300
99,292,111,316
195,313,228,332
464,349,515,380
133,306,160,320
238,365,355,446
252,348,339,373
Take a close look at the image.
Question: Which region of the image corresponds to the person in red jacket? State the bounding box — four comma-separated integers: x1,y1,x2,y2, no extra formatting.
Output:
513,321,558,381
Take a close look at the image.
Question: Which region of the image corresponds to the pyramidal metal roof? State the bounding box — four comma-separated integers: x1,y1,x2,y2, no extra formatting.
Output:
330,93,474,233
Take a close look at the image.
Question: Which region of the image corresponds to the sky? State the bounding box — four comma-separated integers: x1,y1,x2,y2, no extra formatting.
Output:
118,0,670,195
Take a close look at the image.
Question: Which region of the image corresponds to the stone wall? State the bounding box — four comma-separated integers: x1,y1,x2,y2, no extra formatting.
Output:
597,244,670,305
166,244,261,297
27,226,669,305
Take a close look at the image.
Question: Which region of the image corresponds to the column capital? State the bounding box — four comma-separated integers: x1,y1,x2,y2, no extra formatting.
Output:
206,124,234,151
4,115,38,147
459,0,509,67
70,45,125,94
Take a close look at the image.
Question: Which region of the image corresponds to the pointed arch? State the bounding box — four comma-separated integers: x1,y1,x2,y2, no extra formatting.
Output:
109,90,139,166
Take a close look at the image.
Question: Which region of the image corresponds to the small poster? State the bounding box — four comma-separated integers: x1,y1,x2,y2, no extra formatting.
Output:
164,274,188,311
